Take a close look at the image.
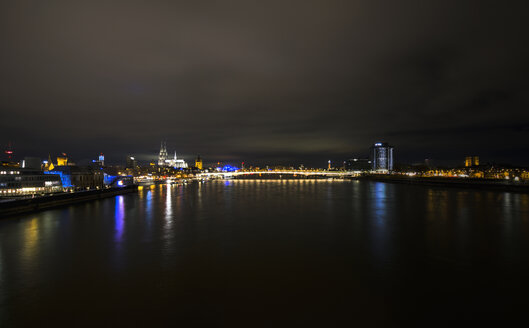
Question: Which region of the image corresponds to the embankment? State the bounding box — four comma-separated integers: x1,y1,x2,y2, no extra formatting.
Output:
0,186,138,218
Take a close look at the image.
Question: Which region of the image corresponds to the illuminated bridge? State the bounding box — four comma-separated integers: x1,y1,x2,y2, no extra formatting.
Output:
196,170,361,179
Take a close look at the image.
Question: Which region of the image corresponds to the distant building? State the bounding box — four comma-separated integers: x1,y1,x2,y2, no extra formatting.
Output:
98,153,105,166
195,155,203,170
91,153,105,167
158,141,168,166
345,158,372,171
126,155,137,169
465,156,479,167
465,156,472,167
370,142,394,171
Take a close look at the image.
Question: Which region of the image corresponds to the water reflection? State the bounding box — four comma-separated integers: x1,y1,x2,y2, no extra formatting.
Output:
162,186,177,264
369,182,391,270
372,182,387,224
165,185,173,222
22,218,39,265
114,196,125,242
145,190,153,223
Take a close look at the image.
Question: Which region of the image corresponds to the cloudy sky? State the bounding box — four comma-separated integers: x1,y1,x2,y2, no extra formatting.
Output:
1,0,528,166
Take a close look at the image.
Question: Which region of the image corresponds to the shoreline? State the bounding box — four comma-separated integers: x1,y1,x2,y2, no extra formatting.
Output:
0,186,138,218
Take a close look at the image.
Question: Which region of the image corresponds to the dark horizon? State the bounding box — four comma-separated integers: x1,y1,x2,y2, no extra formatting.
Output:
1,1,529,166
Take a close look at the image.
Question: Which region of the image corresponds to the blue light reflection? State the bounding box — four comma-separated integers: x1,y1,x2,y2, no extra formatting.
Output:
114,196,125,242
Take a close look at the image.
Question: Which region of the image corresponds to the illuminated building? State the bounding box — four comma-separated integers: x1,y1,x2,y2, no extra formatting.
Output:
465,156,472,167
465,156,479,167
165,152,188,169
195,155,203,170
157,141,187,168
45,166,104,189
222,165,239,172
45,154,54,171
370,142,394,171
91,153,105,167
0,168,62,196
57,154,68,166
158,141,168,166
328,160,331,170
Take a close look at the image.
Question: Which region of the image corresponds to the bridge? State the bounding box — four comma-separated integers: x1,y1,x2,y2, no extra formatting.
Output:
196,170,362,179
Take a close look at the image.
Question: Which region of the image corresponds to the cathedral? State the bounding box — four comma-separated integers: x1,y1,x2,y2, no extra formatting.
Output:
158,141,188,168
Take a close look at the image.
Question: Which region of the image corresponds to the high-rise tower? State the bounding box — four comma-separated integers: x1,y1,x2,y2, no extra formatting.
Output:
370,142,394,171
158,141,168,166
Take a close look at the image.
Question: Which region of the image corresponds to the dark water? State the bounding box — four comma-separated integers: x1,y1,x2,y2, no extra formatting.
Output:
1,180,529,327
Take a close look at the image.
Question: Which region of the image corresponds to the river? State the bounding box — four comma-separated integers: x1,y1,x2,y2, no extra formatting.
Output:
1,180,528,326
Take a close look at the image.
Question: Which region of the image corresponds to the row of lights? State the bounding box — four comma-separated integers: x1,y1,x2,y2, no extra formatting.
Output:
0,187,46,194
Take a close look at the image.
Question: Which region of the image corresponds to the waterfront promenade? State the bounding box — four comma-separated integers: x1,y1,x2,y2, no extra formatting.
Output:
0,186,138,217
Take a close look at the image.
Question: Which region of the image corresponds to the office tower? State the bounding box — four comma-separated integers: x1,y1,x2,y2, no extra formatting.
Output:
370,142,394,171
126,156,137,169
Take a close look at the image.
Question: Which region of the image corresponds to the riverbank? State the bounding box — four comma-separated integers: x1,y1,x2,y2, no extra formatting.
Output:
356,175,529,193
0,186,138,217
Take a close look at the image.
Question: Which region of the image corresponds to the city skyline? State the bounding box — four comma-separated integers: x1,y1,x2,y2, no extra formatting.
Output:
1,1,528,166
2,139,524,170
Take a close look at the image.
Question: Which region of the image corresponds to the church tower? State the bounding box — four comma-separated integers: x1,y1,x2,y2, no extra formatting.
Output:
158,141,168,166
195,155,203,170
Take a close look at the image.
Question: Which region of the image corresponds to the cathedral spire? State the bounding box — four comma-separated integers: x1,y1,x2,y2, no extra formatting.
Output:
158,140,168,166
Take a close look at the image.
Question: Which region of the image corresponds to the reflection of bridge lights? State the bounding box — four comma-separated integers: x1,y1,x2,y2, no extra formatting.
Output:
114,196,125,241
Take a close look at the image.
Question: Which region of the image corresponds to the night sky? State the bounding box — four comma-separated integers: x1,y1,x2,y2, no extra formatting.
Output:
1,1,528,167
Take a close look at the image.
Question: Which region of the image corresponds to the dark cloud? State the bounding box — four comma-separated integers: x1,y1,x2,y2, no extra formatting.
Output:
1,0,528,166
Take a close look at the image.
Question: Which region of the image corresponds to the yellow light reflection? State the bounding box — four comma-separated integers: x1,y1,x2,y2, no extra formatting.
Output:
22,218,39,264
